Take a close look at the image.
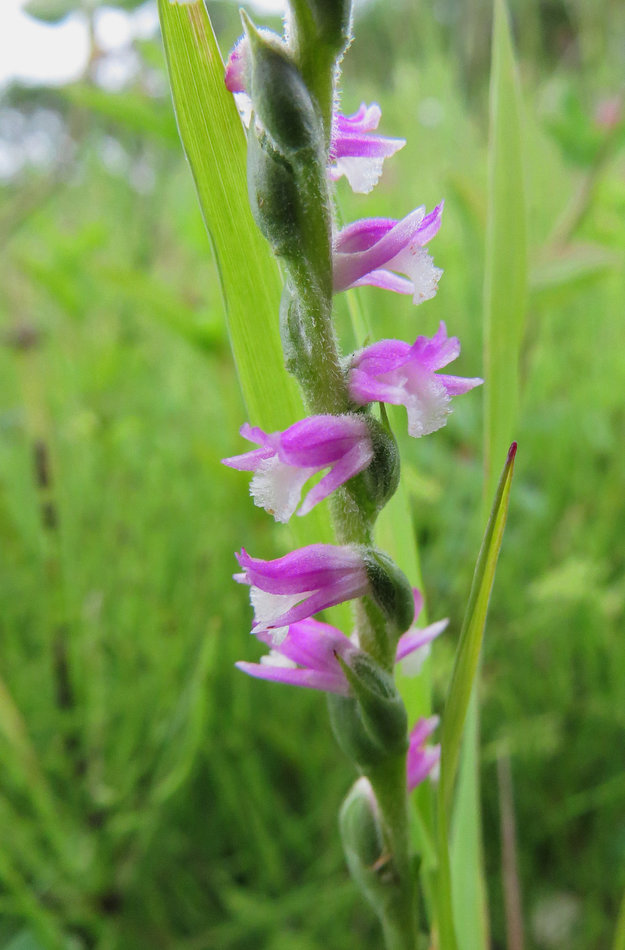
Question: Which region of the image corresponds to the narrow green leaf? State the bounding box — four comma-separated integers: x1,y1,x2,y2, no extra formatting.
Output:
447,2,528,946
157,0,300,431
450,695,489,950
436,443,517,950
157,0,340,556
441,443,516,810
483,0,527,501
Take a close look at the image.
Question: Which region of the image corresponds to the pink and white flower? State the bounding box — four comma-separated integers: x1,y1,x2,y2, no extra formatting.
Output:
333,203,444,304
329,102,406,194
235,544,370,631
222,414,373,523
236,617,361,694
225,39,403,193
349,321,483,438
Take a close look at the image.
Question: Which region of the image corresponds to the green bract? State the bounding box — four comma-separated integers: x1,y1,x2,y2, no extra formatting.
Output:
244,14,324,158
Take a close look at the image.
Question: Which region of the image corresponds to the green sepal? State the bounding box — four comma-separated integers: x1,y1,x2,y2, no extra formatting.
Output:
247,131,302,260
357,416,401,519
328,652,408,771
339,777,386,887
243,12,324,159
279,281,319,377
363,549,415,638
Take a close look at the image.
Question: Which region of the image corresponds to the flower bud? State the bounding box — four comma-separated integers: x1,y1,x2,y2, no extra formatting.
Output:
339,777,413,933
339,777,385,876
359,416,400,517
247,131,302,259
328,652,408,770
243,12,323,157
363,550,415,637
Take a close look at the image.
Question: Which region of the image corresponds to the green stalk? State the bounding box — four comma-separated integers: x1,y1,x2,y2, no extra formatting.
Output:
369,755,420,948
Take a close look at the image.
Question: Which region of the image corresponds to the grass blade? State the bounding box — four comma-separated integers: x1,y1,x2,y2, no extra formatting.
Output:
483,0,527,500
436,443,517,950
157,0,300,431
447,0,528,945
157,0,339,554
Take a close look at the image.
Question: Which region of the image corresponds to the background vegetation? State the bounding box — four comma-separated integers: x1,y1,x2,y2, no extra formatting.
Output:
1,0,624,947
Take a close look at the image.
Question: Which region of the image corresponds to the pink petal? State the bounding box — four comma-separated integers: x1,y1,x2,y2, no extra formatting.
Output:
297,440,374,516
235,661,350,695
235,545,365,595
396,618,448,663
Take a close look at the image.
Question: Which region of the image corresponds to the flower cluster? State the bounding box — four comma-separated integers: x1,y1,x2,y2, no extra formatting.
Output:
222,13,482,802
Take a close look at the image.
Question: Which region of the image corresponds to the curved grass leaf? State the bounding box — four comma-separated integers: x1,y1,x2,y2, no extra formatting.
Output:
446,0,528,945
483,0,527,501
157,0,339,555
436,442,517,950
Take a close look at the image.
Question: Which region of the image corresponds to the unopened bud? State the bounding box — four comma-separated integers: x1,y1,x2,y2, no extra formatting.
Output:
359,417,400,517
328,652,408,770
247,131,301,259
243,12,322,157
339,777,384,873
363,550,415,637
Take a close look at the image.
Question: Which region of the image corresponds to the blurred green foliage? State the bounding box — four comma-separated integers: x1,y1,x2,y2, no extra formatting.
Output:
1,0,625,948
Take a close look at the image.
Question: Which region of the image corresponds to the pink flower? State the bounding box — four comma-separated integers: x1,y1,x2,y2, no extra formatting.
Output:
236,618,360,695
224,34,250,93
407,716,440,791
329,103,406,194
222,415,373,523
225,39,403,194
237,587,447,694
349,322,483,438
333,203,444,304
234,544,370,631
396,589,449,676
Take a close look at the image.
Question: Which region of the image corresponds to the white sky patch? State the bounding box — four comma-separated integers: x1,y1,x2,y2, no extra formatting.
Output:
0,0,160,88
0,0,90,86
0,0,376,89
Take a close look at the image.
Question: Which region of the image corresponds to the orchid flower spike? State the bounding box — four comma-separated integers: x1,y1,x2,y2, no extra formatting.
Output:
333,202,444,305
407,716,441,791
234,544,370,631
222,415,374,523
329,103,406,194
349,321,483,438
